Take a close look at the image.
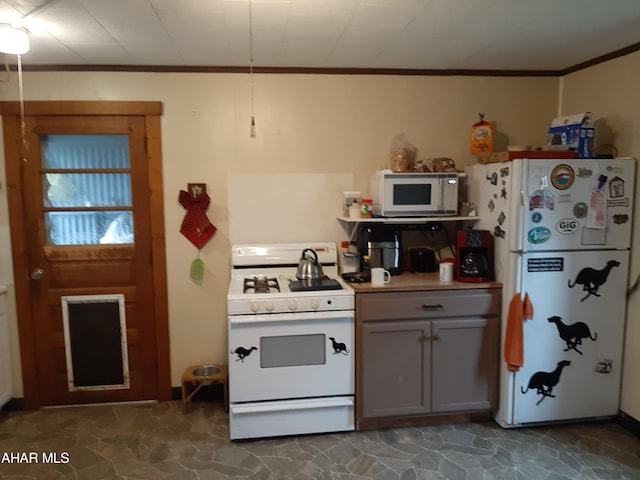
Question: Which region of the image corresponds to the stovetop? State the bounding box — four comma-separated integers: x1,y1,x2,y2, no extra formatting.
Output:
228,269,354,315
227,242,354,315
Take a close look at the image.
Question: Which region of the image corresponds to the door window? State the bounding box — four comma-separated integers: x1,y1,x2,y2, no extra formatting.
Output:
40,134,134,245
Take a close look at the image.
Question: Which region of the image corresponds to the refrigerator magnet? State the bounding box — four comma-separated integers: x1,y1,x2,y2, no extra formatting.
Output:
529,189,555,211
567,259,620,302
613,214,629,224
609,176,624,198
577,167,593,178
556,218,578,235
573,202,588,218
607,197,630,207
550,164,575,190
528,227,551,244
521,360,572,406
596,359,613,374
547,315,597,355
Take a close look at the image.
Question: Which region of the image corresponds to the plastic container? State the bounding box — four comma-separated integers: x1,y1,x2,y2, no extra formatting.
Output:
361,199,373,217
349,203,362,219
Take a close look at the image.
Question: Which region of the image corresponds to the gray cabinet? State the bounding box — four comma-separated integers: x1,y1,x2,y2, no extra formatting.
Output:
357,288,500,426
0,288,11,407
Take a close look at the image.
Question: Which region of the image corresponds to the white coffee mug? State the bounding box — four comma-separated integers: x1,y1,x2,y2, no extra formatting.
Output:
371,267,391,286
439,262,453,282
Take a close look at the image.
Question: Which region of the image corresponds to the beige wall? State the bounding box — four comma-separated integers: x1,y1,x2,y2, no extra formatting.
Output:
561,50,640,420
0,72,557,397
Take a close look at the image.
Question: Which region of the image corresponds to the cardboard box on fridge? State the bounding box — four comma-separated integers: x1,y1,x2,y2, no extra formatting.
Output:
476,150,577,164
548,112,595,158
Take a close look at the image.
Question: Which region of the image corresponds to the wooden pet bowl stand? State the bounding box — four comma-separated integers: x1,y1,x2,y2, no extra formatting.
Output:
181,364,228,412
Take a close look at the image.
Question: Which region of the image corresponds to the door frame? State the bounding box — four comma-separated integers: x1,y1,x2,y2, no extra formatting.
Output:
0,101,171,408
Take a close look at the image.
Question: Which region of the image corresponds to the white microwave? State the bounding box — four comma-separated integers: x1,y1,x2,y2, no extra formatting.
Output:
371,170,459,217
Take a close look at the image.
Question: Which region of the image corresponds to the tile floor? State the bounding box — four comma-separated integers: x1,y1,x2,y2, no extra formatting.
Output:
0,400,639,480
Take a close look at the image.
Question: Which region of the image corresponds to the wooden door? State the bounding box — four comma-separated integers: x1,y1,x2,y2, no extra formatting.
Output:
1,102,171,407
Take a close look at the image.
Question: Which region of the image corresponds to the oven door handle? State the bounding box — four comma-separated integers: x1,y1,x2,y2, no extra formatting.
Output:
229,310,354,325
230,397,354,414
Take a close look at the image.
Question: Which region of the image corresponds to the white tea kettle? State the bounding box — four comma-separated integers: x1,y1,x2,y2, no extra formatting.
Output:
296,248,325,280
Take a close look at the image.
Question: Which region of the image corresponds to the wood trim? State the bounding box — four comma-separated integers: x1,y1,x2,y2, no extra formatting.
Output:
146,113,172,401
562,41,640,75
2,41,639,77
1,64,564,77
0,101,162,116
2,113,40,408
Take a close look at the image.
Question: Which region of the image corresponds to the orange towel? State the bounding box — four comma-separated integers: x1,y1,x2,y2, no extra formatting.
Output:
504,292,534,372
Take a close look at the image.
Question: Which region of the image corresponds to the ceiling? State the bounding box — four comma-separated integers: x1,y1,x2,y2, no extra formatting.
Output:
1,0,640,73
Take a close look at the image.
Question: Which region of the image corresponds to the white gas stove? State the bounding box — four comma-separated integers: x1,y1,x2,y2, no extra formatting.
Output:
227,242,355,440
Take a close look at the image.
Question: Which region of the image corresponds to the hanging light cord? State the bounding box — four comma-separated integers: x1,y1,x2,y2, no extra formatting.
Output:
17,54,28,156
249,0,256,138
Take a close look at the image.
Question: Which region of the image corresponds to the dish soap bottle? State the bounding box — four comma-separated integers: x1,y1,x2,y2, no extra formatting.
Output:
470,113,494,154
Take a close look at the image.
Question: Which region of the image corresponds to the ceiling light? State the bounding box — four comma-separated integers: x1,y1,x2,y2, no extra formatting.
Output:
0,24,30,55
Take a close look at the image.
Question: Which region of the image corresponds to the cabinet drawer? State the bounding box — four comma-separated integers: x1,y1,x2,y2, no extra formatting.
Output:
357,289,500,321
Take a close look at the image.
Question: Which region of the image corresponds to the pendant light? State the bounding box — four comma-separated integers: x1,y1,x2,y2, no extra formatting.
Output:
0,24,29,55
0,24,30,155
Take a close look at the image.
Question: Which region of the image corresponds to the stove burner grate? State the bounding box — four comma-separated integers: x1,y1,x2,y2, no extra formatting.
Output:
244,276,280,294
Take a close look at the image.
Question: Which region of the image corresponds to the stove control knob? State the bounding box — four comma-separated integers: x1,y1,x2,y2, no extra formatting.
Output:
265,301,275,312
310,299,320,310
288,300,298,311
250,301,260,312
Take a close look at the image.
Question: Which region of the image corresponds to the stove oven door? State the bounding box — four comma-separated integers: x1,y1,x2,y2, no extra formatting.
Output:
228,310,354,403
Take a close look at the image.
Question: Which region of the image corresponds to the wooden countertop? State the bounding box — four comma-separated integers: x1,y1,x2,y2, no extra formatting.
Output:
347,272,502,293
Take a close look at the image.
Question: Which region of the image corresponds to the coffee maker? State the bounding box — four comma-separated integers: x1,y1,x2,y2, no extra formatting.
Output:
456,229,493,282
358,226,402,275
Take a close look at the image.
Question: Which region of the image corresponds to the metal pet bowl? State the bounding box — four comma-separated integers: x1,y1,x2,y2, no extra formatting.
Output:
191,365,221,378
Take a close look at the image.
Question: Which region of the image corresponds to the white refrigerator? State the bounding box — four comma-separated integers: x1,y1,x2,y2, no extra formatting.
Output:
467,158,635,427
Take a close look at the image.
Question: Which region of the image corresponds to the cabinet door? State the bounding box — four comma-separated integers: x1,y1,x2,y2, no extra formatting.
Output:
361,321,430,418
431,318,497,412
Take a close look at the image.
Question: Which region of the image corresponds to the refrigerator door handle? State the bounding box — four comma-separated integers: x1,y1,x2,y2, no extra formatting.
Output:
520,190,525,206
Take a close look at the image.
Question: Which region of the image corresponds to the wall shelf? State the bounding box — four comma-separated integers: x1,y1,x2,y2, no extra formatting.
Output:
338,216,478,225
337,216,479,241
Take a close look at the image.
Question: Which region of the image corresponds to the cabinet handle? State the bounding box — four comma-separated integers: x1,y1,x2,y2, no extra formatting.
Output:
419,334,431,343
431,333,440,341
421,304,444,311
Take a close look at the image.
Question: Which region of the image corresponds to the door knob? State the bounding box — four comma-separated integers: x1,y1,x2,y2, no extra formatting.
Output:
30,268,45,280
